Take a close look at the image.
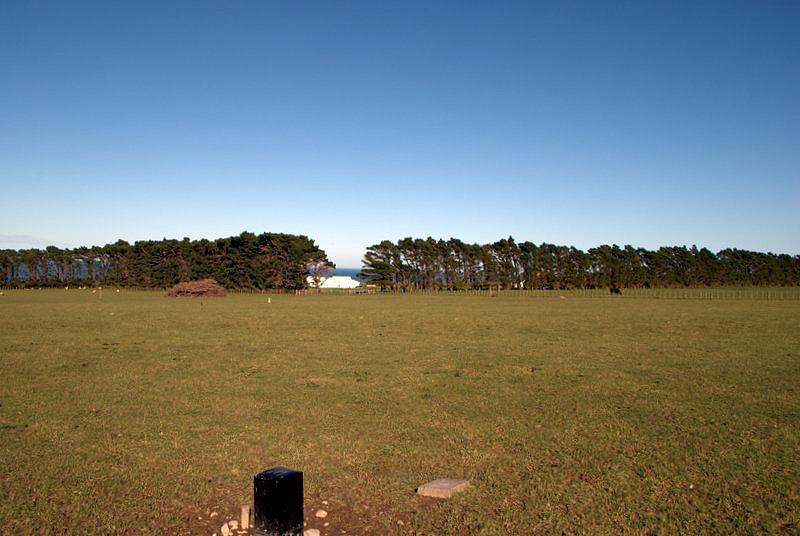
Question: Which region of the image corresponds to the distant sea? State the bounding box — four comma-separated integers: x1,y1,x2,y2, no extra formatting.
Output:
335,267,364,281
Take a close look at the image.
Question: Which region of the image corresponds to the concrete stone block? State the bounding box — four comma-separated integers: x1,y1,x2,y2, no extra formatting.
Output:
416,479,470,499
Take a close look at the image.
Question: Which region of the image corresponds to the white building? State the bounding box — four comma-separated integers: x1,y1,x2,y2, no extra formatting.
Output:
306,275,361,289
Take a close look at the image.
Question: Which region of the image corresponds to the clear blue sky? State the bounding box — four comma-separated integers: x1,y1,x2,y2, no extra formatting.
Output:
1,1,798,267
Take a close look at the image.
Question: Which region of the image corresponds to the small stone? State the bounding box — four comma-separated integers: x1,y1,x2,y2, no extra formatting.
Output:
322,500,329,505
220,523,231,536
324,522,329,527
417,479,470,499
397,520,405,526
315,510,328,518
210,511,218,518
304,530,321,536
229,520,238,530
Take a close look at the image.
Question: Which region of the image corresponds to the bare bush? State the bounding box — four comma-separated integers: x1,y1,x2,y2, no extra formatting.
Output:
166,279,227,298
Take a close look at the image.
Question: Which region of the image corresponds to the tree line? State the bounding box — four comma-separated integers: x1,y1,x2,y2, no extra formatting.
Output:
0,232,330,289
359,237,800,290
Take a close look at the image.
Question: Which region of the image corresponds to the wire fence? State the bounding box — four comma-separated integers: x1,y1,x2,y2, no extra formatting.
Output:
4,286,799,300
331,287,800,300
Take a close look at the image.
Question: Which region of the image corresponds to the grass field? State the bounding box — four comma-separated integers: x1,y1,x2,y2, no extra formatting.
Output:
1,290,799,534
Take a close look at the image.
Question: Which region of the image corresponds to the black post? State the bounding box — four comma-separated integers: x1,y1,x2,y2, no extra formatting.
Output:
253,466,304,536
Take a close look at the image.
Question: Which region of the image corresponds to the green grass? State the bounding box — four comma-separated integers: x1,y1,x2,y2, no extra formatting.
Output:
1,290,798,534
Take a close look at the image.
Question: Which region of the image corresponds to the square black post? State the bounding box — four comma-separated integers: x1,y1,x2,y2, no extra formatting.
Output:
253,466,304,536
